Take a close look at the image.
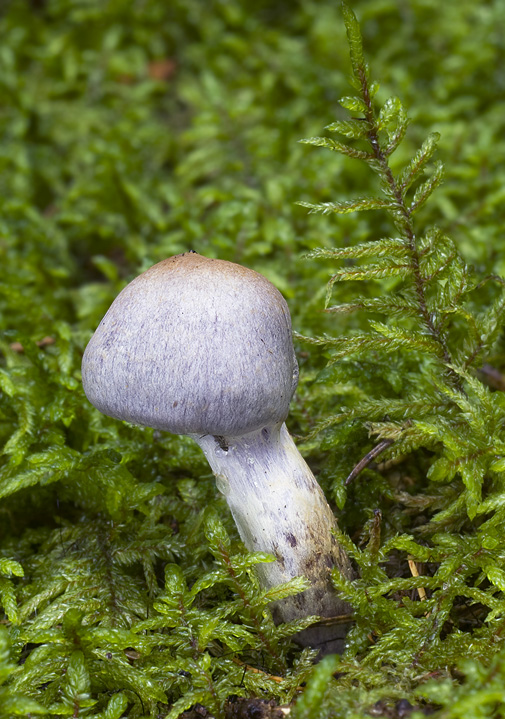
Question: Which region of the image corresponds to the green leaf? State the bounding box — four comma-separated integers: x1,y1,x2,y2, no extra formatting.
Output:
484,567,505,593
341,3,368,83
0,446,83,499
378,96,409,155
326,296,418,318
308,331,439,361
291,654,341,719
428,456,459,483
298,197,393,215
0,577,18,624
260,576,309,604
163,564,188,601
339,95,368,113
61,651,94,713
399,132,441,193
0,695,48,717
368,321,444,356
460,457,486,519
325,119,370,140
0,560,23,578
327,261,411,284
299,135,372,160
307,237,408,261
0,370,16,398
410,161,445,213
489,457,505,473
101,694,129,719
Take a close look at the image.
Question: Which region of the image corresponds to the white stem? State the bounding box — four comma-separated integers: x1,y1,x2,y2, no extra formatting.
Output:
191,421,353,652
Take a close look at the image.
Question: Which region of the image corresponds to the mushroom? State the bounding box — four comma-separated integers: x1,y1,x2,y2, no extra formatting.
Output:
82,252,353,652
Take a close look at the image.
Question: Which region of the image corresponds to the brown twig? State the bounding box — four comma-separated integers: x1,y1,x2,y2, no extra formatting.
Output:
311,612,354,627
408,559,427,602
345,439,394,485
231,657,285,684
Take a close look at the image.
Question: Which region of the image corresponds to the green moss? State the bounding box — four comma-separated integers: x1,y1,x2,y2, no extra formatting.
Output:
1,0,505,716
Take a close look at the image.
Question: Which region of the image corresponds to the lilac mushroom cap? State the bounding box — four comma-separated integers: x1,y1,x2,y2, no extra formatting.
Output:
82,252,299,436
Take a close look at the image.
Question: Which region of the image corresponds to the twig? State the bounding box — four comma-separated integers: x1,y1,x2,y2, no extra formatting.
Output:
408,559,427,602
345,439,394,485
231,656,285,684
311,612,354,626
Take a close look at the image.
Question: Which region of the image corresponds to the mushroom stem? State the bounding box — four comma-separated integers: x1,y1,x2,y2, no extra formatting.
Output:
192,421,353,653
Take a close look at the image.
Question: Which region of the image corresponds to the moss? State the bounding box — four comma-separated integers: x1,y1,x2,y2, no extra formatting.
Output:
1,1,505,717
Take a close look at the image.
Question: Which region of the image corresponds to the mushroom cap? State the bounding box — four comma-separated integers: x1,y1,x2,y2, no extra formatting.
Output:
82,252,299,436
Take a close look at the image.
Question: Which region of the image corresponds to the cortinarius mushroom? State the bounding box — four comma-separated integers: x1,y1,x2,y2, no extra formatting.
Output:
82,252,352,652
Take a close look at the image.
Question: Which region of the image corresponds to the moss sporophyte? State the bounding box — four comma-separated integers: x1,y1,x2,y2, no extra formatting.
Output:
82,251,353,654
